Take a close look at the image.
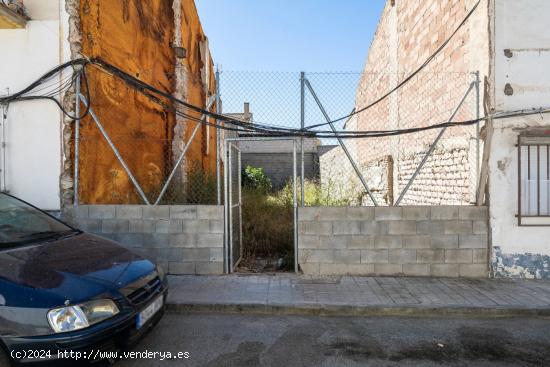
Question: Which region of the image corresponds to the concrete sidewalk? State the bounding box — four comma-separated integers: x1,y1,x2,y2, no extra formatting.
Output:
166,274,550,317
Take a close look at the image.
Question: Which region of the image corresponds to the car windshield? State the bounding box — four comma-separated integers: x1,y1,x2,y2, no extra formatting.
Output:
0,194,74,246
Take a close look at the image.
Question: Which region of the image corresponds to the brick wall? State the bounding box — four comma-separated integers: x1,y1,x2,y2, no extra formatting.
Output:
333,0,485,206
63,205,224,275
298,206,488,277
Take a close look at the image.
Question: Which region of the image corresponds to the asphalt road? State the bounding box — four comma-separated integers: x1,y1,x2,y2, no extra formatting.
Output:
118,313,550,367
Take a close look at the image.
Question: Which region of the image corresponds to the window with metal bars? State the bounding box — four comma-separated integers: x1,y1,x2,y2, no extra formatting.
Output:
518,133,550,226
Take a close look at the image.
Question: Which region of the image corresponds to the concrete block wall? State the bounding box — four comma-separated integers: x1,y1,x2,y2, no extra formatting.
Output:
298,206,488,278
63,205,224,275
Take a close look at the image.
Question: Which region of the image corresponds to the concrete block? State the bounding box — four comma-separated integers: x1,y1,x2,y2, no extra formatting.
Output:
402,207,431,221
157,247,184,261
181,248,210,262
76,219,101,232
299,207,319,221
431,206,459,220
374,263,403,275
101,219,129,234
334,250,361,264
374,207,402,220
299,235,320,249
388,221,417,235
319,236,347,249
459,235,488,249
319,263,374,275
299,249,333,263
374,235,402,249
299,221,332,235
197,234,224,248
361,221,389,235
142,206,170,220
210,248,224,262
459,263,488,278
182,220,210,234
129,220,155,233
156,220,183,234
402,235,431,249
170,206,197,220
142,233,170,247
416,249,445,264
168,262,195,275
332,221,361,235
116,233,143,247
209,220,224,234
416,221,444,235
89,205,116,219
473,220,488,234
458,206,488,220
318,207,346,221
72,206,89,219
389,249,417,264
346,207,374,220
473,249,488,264
445,249,473,264
430,264,459,277
361,249,389,264
116,206,142,219
169,233,197,248
197,205,223,220
443,221,472,235
347,235,375,249
300,262,320,275
403,264,430,276
196,262,223,275
431,235,459,249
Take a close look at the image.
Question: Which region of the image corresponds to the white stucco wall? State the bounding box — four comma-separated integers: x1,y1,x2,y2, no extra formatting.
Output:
489,0,550,277
0,0,69,209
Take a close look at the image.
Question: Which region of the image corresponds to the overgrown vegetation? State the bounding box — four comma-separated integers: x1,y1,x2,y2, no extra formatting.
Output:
242,165,272,193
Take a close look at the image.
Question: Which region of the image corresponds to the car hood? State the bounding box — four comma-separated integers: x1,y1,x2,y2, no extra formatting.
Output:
0,233,155,306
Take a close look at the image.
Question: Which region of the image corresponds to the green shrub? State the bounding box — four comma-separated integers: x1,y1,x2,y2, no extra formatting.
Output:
277,178,351,206
242,165,272,193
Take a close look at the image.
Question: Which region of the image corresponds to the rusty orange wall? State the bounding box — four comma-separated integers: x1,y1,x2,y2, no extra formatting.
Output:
78,0,216,204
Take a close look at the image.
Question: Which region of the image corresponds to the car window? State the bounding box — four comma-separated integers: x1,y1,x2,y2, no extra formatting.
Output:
0,194,73,246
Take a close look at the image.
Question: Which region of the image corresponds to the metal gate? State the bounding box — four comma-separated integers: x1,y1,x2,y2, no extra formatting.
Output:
224,137,298,273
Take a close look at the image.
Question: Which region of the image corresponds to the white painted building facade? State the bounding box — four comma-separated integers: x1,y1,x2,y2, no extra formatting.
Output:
0,0,70,210
489,0,550,278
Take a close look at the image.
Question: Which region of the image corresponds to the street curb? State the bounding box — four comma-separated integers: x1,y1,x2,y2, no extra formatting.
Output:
166,302,550,318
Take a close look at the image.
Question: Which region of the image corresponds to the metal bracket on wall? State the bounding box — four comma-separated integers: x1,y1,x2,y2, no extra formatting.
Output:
304,78,379,206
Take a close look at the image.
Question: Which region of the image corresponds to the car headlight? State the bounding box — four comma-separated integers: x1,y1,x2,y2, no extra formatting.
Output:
47,299,119,333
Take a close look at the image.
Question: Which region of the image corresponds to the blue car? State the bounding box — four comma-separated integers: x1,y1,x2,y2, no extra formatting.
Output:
0,193,167,365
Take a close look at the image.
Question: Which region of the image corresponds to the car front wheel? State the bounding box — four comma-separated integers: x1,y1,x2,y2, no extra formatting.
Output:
0,348,10,367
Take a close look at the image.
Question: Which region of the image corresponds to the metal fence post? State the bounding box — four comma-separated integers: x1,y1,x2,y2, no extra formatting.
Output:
0,101,7,193
395,82,475,206
223,140,229,274
300,71,305,206
304,79,378,206
74,74,81,206
475,71,481,203
216,67,222,205
293,139,298,273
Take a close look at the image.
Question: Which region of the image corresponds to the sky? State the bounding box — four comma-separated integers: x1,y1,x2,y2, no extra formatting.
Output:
195,0,386,72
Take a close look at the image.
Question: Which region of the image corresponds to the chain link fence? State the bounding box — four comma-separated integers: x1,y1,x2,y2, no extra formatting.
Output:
74,68,480,207
220,69,480,207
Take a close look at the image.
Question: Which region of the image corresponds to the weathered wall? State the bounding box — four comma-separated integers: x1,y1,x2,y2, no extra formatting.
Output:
75,0,216,204
0,0,68,209
336,0,489,205
63,205,224,275
298,206,488,277
489,0,550,279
